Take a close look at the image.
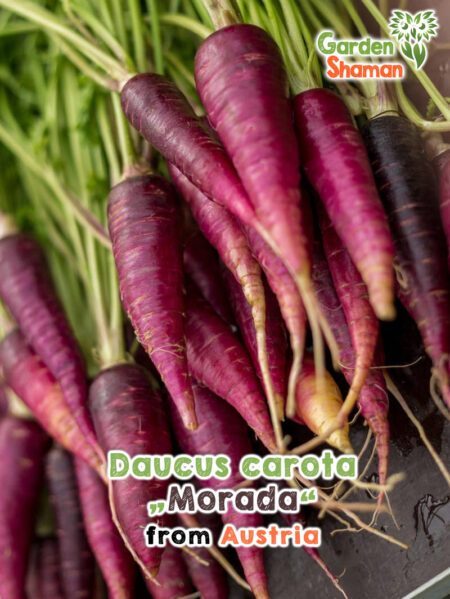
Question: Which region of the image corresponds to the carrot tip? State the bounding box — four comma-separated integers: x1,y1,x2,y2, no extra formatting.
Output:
184,420,199,431
375,303,396,322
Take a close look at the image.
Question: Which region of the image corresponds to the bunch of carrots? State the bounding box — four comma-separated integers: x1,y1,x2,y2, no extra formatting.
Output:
0,0,449,597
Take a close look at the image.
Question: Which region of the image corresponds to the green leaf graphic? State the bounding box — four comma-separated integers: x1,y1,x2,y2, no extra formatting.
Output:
401,41,413,60
413,42,427,69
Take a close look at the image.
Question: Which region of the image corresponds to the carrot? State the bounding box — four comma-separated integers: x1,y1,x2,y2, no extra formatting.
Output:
294,88,395,321
185,286,276,452
120,73,254,226
108,175,196,430
75,458,135,599
362,115,450,410
0,383,7,419
320,210,378,419
426,134,450,269
293,353,353,454
244,224,307,417
194,23,326,383
145,543,194,599
311,231,389,486
170,164,281,430
184,230,234,324
182,513,228,599
170,382,269,599
222,267,287,417
0,416,49,599
0,329,103,476
0,232,97,450
89,363,172,579
34,537,64,599
46,447,96,599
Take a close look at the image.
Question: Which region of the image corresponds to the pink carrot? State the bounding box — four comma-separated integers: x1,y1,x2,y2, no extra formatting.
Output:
0,329,103,476
185,287,276,451
243,224,307,416
75,458,136,599
46,447,96,599
182,513,228,599
320,210,379,419
0,383,7,419
184,230,234,324
222,267,287,415
145,543,194,599
427,136,450,268
170,163,281,427
35,537,64,599
0,416,49,599
108,175,195,429
0,233,96,451
89,363,172,579
311,229,389,486
294,88,395,321
170,382,269,599
120,73,254,226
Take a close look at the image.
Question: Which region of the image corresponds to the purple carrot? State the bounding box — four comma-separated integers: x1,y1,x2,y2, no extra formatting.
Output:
185,287,276,452
120,73,254,226
47,447,96,599
75,458,135,599
89,363,172,579
0,383,7,419
170,382,269,599
426,134,450,269
182,512,228,599
0,329,104,476
294,88,395,321
311,226,389,486
0,416,49,599
320,210,379,419
184,230,234,323
170,163,281,424
243,224,308,417
35,538,64,599
145,543,194,599
0,232,97,451
222,266,287,414
108,175,195,429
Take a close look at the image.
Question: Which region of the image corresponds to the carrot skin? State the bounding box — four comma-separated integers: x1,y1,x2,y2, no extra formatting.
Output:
108,175,196,429
121,73,254,225
433,148,450,269
145,544,194,599
362,116,450,408
0,233,96,448
294,89,395,320
222,267,287,410
89,364,172,577
47,447,96,599
195,24,309,282
75,458,135,599
34,538,64,599
184,231,234,323
0,329,103,476
170,383,269,599
185,289,276,452
0,417,49,599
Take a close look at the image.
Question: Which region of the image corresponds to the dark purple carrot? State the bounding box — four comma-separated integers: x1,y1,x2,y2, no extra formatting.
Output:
35,537,64,599
184,230,234,323
426,134,450,269
108,175,196,430
0,382,7,419
243,224,308,416
145,543,194,599
222,267,287,415
0,416,49,599
0,233,97,450
185,287,276,452
170,382,269,599
320,211,379,419
120,73,254,226
294,88,395,321
170,164,281,429
362,115,450,410
182,513,228,599
89,363,172,579
75,458,135,599
311,232,389,487
0,329,104,476
47,447,96,599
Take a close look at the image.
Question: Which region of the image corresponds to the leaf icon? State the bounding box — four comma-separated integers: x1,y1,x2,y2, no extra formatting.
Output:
401,41,413,60
413,42,427,69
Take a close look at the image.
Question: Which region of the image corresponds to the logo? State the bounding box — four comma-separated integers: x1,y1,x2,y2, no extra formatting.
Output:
389,10,438,70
